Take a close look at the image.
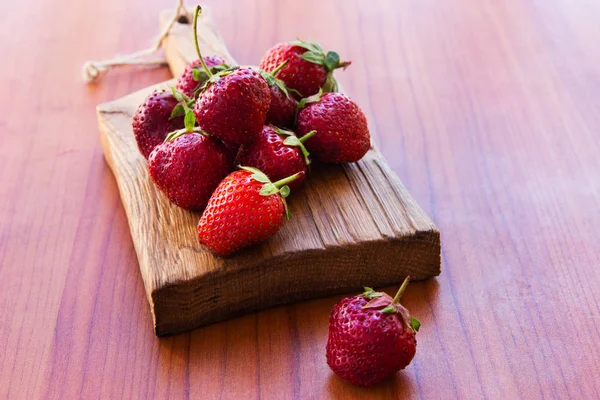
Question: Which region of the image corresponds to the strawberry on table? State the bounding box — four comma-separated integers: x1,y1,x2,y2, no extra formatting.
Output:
132,89,185,159
176,55,229,98
236,125,315,191
326,277,420,387
197,167,302,257
259,40,351,98
259,60,299,128
297,90,371,163
190,7,270,147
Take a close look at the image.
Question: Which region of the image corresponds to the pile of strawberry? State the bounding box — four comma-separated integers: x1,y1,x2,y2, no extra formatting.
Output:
132,6,370,257
133,6,421,386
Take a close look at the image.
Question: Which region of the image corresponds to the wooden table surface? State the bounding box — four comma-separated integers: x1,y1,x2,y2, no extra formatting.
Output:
2,0,600,398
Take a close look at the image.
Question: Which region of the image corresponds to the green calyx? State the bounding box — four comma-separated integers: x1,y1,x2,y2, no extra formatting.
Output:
363,287,383,300
239,166,301,219
168,86,197,134
290,39,351,72
297,88,323,109
290,39,351,93
363,276,421,334
273,127,316,166
163,126,208,142
259,61,300,100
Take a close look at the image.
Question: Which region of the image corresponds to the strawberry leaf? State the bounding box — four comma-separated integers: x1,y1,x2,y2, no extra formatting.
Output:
184,110,196,131
192,68,205,82
324,51,340,71
290,39,320,53
239,166,272,184
274,127,294,137
322,73,339,93
362,294,393,310
170,86,191,103
363,287,382,299
283,136,301,147
410,316,421,332
259,183,279,196
298,88,323,109
164,128,187,142
274,79,291,99
170,103,185,119
300,51,325,65
381,305,398,314
279,185,290,198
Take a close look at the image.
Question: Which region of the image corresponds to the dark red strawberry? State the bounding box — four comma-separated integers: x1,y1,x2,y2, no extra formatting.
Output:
259,61,299,128
259,40,350,98
194,67,270,146
197,167,301,256
236,125,315,191
297,91,371,163
148,130,231,211
175,56,228,97
326,277,420,387
188,7,270,147
132,89,184,159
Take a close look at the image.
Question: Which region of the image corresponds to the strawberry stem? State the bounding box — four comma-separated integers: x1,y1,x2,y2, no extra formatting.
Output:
391,276,411,305
193,6,213,78
273,172,301,189
299,130,316,143
270,60,289,77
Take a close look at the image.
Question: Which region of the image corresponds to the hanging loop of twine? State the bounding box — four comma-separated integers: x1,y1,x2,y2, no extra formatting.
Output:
82,0,191,83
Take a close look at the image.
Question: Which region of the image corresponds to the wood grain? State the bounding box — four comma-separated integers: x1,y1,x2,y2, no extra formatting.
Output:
98,10,439,336
2,0,600,398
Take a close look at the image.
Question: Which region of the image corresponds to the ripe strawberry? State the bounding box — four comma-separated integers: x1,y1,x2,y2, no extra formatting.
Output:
175,55,228,97
148,130,231,211
326,277,421,387
236,126,315,191
259,61,299,128
197,167,302,256
297,91,371,163
189,7,270,147
259,40,350,98
194,67,270,146
132,89,185,159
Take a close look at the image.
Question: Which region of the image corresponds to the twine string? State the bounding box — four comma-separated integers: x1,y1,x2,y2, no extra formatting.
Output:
82,0,191,83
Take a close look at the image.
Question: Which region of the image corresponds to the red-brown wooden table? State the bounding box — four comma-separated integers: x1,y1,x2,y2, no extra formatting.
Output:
2,0,599,398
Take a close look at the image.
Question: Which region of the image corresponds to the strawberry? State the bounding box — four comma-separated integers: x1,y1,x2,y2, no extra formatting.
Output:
190,7,270,147
132,89,185,159
148,129,231,211
297,91,371,163
194,66,270,146
197,167,302,256
326,277,421,387
259,61,299,128
175,55,229,98
259,40,350,98
236,126,315,191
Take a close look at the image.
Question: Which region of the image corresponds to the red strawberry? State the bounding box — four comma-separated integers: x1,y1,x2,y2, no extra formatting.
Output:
194,67,270,146
197,167,302,256
189,7,270,147
175,56,228,97
236,125,315,191
297,91,371,163
259,61,299,128
326,277,421,387
132,90,184,159
148,130,231,211
259,40,350,98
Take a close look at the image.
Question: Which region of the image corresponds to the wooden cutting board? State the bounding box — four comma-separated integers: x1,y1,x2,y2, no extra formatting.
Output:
96,8,441,337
